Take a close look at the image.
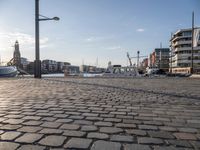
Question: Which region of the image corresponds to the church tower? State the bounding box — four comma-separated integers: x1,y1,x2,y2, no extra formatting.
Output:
13,40,21,68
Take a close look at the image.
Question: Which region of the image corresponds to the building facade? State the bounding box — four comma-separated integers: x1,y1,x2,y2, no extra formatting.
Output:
149,48,170,72
170,28,200,74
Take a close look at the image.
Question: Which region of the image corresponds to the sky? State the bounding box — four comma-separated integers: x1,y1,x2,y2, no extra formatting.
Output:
0,0,200,67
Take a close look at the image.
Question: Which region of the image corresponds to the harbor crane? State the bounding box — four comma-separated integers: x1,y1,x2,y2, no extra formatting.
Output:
127,51,148,68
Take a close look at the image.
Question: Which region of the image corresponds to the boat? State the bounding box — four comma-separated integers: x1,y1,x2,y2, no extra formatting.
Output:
0,66,18,77
103,64,139,77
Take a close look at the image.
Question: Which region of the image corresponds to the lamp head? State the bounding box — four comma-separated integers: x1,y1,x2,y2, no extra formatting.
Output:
53,17,60,21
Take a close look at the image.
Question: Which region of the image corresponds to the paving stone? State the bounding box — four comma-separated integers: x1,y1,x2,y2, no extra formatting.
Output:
123,119,141,124
91,140,121,150
104,118,122,123
86,117,104,121
94,121,113,127
22,121,43,126
0,142,20,150
159,126,177,132
110,111,126,115
17,126,42,133
63,130,86,137
138,137,164,144
153,146,185,150
5,115,24,119
39,135,66,147
39,128,63,134
167,139,192,148
41,117,57,121
139,125,158,130
64,138,92,149
173,132,197,140
55,119,73,123
3,118,24,124
190,141,200,149
126,129,147,136
115,123,136,128
187,120,200,124
178,127,198,133
110,135,134,142
74,120,93,125
22,116,41,120
40,122,61,128
87,132,109,139
81,125,98,132
148,131,175,139
68,115,85,119
99,127,123,134
60,124,80,130
53,114,68,118
82,113,99,117
15,133,43,143
0,131,21,140
124,144,151,150
143,121,163,126
17,145,45,150
0,124,22,130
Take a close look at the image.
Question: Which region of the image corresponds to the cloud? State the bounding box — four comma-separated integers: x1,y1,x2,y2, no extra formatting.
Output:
0,31,49,50
106,46,122,50
84,35,114,43
136,28,145,32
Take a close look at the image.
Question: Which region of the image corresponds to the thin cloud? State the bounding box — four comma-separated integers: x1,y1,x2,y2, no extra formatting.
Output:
106,46,122,50
0,31,49,50
136,28,145,32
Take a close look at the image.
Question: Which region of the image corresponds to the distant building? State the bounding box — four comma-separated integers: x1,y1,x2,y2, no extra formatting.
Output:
13,40,22,68
65,65,80,74
149,48,170,72
141,58,148,69
170,28,200,74
42,59,58,73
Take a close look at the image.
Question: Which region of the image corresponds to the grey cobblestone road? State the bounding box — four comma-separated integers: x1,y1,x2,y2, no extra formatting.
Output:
0,77,200,150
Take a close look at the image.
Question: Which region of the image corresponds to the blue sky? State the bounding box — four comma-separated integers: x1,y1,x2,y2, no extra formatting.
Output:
0,0,200,67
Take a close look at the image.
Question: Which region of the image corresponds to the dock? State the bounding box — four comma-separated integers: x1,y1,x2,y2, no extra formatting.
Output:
0,77,200,150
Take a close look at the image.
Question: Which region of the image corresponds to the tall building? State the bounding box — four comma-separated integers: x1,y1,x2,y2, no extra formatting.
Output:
13,40,21,68
170,28,200,74
149,48,170,72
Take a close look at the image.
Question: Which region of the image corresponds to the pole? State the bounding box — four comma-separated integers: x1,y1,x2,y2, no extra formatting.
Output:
191,11,194,74
137,51,140,68
34,0,41,78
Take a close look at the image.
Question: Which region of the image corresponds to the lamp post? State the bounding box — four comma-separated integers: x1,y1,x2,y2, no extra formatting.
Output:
34,0,59,78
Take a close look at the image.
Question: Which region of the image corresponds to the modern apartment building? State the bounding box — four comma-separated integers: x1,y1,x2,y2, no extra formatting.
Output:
170,28,200,74
149,48,170,72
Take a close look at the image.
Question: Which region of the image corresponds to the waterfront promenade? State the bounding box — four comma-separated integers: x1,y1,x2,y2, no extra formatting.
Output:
0,77,200,150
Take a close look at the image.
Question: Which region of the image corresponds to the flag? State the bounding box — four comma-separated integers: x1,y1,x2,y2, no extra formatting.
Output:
193,28,200,47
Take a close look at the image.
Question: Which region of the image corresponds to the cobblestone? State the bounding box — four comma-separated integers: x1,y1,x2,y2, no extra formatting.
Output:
87,132,109,139
0,78,200,149
0,142,20,150
15,133,43,143
39,135,66,147
64,138,92,149
110,135,134,142
91,140,121,150
124,144,151,150
0,131,21,140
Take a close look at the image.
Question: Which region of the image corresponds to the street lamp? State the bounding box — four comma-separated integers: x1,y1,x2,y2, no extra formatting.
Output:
34,0,59,78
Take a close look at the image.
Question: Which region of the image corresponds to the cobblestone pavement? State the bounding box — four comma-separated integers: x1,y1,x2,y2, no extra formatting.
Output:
0,77,200,150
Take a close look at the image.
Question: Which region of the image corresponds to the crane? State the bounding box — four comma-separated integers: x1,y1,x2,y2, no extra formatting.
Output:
127,52,133,66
